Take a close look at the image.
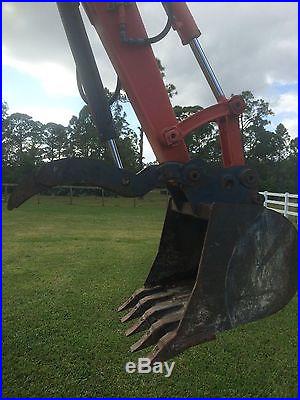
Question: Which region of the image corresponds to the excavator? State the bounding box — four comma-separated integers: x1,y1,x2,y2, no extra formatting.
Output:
8,2,297,363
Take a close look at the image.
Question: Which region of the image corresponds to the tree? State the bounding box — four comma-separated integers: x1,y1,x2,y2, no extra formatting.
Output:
65,115,81,158
2,101,8,124
4,113,44,165
277,136,298,193
236,91,297,191
272,123,290,161
2,85,297,193
2,102,10,168
2,110,44,182
5,113,34,163
289,136,298,158
138,127,144,170
64,101,139,170
240,90,274,157
156,58,177,98
113,102,139,170
43,122,67,161
173,105,219,163
71,105,100,158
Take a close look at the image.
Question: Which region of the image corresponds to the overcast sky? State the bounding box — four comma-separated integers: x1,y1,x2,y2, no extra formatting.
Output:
3,2,298,162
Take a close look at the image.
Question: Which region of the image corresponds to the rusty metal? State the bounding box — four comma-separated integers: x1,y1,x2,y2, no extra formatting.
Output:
130,311,183,353
120,287,190,323
119,201,297,362
125,295,188,337
7,158,260,211
7,158,160,210
118,286,162,312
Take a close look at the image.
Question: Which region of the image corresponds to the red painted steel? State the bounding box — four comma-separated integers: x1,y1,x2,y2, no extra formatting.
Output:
83,2,245,167
83,2,189,164
178,96,245,138
162,2,201,45
218,116,245,166
177,96,246,166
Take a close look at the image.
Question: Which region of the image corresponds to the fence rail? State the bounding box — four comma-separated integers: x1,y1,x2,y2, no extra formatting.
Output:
2,184,297,219
2,183,168,208
259,191,298,218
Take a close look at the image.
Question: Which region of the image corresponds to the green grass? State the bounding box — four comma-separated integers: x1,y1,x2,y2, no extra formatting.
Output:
2,195,298,398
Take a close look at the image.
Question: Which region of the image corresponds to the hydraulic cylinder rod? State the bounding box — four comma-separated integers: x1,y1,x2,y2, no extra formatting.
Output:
189,38,225,101
57,2,123,168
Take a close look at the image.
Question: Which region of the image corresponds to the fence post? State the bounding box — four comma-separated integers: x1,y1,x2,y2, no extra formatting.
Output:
101,188,104,206
4,184,8,203
284,192,289,217
263,191,268,207
69,186,73,205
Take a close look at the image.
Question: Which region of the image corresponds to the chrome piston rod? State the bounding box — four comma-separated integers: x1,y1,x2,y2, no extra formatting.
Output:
108,139,123,169
189,37,225,101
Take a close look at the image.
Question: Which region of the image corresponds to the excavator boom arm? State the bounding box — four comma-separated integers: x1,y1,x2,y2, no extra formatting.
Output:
59,2,245,166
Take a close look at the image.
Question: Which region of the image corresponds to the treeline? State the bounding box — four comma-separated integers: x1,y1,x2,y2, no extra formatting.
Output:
2,100,140,184
2,90,298,193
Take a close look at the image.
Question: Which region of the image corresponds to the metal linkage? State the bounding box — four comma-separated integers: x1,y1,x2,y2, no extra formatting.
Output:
7,157,260,211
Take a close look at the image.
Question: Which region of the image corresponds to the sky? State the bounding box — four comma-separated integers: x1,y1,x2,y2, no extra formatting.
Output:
3,2,298,162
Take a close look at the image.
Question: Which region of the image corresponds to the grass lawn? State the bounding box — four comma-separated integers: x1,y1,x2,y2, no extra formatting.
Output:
2,194,298,398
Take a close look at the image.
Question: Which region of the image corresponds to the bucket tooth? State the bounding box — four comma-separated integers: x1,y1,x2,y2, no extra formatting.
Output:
117,286,162,312
125,320,145,337
120,288,189,323
130,311,182,353
148,330,216,363
125,295,189,336
120,305,140,323
147,331,176,364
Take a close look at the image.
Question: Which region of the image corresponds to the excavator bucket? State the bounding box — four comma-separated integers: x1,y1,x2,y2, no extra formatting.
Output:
119,199,297,362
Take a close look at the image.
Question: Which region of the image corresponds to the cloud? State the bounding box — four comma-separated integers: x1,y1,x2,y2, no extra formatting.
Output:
2,2,117,94
281,118,298,139
273,92,298,115
270,92,298,138
9,104,75,126
145,2,298,106
143,139,155,163
3,49,78,97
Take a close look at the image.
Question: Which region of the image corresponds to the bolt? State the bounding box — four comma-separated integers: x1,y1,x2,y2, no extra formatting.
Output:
122,176,130,186
239,169,258,189
188,169,201,182
222,174,235,189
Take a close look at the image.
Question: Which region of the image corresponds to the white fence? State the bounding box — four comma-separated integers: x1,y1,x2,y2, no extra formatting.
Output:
260,191,298,219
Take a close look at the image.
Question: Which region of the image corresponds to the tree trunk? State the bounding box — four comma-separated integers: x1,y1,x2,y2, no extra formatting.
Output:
138,127,143,170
